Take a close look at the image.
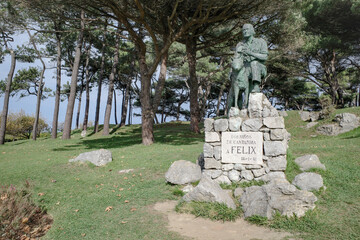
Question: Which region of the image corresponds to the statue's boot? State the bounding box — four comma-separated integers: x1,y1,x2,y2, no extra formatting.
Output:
251,82,260,93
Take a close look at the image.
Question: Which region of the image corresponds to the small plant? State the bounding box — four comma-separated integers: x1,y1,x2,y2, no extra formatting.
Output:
172,188,185,197
246,215,269,226
0,182,53,239
176,201,241,222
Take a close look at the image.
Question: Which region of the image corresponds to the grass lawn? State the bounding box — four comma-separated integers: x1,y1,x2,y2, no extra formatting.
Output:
1,108,360,240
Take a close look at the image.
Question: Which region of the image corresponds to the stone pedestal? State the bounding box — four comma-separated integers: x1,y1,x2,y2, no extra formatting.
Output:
202,93,290,183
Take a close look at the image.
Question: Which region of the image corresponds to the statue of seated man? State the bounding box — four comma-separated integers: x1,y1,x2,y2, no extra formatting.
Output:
228,23,268,110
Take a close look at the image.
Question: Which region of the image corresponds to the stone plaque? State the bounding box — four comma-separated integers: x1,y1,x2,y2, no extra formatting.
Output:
221,132,263,164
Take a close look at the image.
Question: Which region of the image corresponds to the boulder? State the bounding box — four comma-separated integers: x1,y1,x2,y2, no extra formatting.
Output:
214,175,232,185
267,156,287,171
202,169,222,179
204,158,221,169
203,143,213,158
165,160,202,185
241,179,317,219
205,132,220,142
295,154,326,171
309,112,320,122
335,113,360,132
234,187,244,198
228,107,241,117
299,111,310,121
292,172,324,191
248,93,263,118
183,176,236,209
214,119,229,132
260,171,286,182
229,117,242,131
264,141,287,156
317,113,359,136
69,149,112,166
228,170,240,182
204,118,214,132
317,124,340,136
242,118,263,132
306,122,318,129
263,117,285,129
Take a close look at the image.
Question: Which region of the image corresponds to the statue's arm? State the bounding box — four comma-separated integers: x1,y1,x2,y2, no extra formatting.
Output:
243,39,268,61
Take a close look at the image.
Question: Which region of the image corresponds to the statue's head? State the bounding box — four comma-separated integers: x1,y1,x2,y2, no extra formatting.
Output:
242,24,255,38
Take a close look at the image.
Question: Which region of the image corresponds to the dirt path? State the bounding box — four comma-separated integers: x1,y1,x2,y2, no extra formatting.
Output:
153,201,293,240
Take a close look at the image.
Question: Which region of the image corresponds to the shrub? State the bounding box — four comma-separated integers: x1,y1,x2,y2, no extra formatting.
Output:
319,95,335,119
0,110,49,140
0,182,53,239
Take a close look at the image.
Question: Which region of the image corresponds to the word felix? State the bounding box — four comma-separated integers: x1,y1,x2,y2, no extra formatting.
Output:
227,145,256,154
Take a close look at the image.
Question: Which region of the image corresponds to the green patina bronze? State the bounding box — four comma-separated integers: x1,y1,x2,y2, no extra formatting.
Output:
228,24,268,110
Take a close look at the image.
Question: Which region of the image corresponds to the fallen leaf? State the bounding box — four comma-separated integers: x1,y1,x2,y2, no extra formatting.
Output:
108,169,112,172
132,174,136,177
74,209,79,212
21,217,29,224
123,177,128,180
81,233,86,237
139,173,142,176
119,188,124,191
105,206,113,212
124,200,129,203
112,190,115,192
121,221,127,224
117,194,121,197
130,207,137,212
0,194,8,200
121,156,125,159
2,152,5,154
56,202,60,205
38,193,45,196
51,179,57,183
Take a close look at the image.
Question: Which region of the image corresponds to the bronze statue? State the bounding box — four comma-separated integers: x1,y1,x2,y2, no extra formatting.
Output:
228,24,268,110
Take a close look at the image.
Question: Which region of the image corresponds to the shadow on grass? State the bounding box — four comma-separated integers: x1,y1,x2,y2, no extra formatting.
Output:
51,122,204,151
52,144,83,151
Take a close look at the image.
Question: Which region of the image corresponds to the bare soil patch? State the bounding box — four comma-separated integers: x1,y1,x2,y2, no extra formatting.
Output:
153,200,293,240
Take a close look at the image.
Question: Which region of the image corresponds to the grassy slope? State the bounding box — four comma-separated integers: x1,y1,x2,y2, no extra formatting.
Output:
0,122,202,240
280,108,360,240
0,108,359,240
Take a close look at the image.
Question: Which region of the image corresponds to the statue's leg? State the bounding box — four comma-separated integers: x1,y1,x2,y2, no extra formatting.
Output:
234,84,239,108
244,72,250,108
250,61,261,93
227,86,234,114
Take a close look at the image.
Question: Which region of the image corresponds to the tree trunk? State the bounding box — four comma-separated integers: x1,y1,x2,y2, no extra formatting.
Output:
128,91,132,125
0,50,16,145
103,32,120,136
82,43,91,131
138,47,154,145
27,28,46,141
94,22,108,133
76,75,84,129
186,37,200,133
32,66,45,140
120,78,131,127
62,10,85,139
113,89,118,125
52,31,62,139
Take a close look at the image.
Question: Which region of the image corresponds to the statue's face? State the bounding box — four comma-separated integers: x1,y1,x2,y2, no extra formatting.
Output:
242,24,254,38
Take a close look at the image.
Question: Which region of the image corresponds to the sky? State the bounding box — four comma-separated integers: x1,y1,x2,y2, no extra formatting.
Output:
0,33,141,130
